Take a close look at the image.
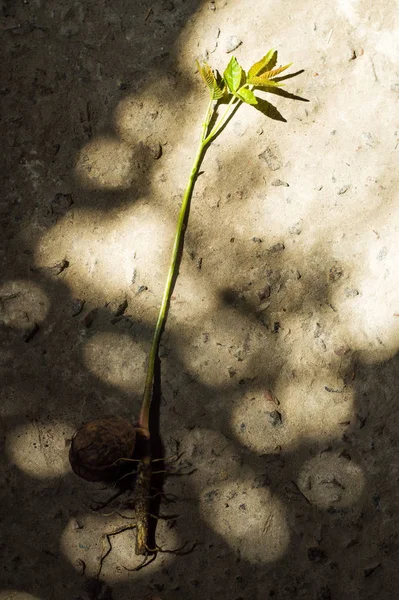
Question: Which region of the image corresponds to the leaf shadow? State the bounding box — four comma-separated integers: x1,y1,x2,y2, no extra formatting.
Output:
253,97,287,122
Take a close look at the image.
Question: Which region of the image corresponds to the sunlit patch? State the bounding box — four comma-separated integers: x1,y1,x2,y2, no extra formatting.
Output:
231,392,286,454
0,591,42,600
297,452,365,508
231,384,354,454
337,0,360,25
60,514,177,581
5,422,72,478
329,235,399,362
200,481,290,563
0,280,49,329
75,136,134,189
83,332,146,393
34,205,172,301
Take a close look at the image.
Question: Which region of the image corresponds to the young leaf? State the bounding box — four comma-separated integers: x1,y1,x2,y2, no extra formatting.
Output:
260,63,293,80
237,88,258,105
223,56,245,93
248,49,277,79
197,60,225,100
247,76,285,88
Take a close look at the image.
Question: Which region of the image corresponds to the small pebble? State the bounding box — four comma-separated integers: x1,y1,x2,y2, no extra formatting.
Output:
51,193,73,214
234,348,245,362
328,265,343,282
334,344,351,356
362,132,375,147
114,299,128,317
377,246,388,260
225,36,242,53
267,410,282,427
71,519,83,531
258,285,271,301
271,179,289,187
51,259,69,275
272,321,281,334
344,287,359,298
228,366,236,377
338,185,350,195
203,489,218,502
288,223,301,235
146,142,162,159
339,449,352,460
32,259,70,276
268,242,285,253
259,147,281,171
71,299,85,317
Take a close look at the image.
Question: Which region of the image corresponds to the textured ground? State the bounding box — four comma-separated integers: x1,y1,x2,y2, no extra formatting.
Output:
1,0,399,599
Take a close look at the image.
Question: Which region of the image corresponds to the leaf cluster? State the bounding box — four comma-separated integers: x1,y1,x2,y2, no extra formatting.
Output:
197,49,292,107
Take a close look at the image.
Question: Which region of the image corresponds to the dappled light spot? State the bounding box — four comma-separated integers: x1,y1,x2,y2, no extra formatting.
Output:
0,280,49,330
329,243,399,362
5,422,72,478
83,332,146,393
297,452,365,508
231,392,286,454
0,591,42,600
60,514,177,581
75,137,134,190
200,481,290,563
34,205,171,301
231,384,354,453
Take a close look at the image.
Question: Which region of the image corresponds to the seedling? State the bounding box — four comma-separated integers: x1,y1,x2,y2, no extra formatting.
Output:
69,50,297,572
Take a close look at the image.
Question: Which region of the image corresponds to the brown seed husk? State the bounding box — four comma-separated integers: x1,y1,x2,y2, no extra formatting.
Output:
69,416,136,482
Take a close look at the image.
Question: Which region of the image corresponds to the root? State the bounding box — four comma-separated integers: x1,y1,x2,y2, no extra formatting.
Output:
134,454,152,555
97,524,137,579
146,540,197,556
112,468,138,488
87,488,126,512
94,442,194,571
122,553,157,572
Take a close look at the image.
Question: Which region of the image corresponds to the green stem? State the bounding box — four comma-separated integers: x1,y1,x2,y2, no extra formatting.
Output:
204,95,238,143
139,97,214,431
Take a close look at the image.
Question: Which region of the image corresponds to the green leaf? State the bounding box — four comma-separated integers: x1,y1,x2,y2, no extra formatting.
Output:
248,49,277,78
237,88,258,105
223,56,245,93
261,63,293,80
197,60,225,100
247,76,284,88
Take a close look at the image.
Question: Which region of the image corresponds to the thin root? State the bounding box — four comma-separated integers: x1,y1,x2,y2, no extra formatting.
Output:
112,468,138,488
97,524,137,579
151,451,185,464
147,540,197,556
147,491,179,503
122,553,157,572
86,488,125,512
147,513,180,521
